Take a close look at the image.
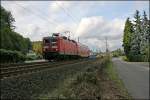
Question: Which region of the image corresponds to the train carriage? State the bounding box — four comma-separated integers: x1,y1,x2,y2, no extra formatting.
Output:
42,33,90,60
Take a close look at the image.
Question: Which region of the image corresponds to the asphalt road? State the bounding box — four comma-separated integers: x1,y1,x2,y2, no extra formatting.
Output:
112,58,149,99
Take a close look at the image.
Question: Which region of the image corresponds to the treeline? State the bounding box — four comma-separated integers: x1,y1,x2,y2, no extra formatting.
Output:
123,10,149,62
32,41,43,55
0,6,32,63
111,48,124,57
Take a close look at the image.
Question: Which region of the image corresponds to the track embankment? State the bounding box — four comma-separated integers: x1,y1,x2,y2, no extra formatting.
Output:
1,58,97,99
1,59,88,79
1,57,131,99
40,57,131,99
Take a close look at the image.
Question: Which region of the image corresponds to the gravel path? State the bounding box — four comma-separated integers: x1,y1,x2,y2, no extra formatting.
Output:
112,58,149,99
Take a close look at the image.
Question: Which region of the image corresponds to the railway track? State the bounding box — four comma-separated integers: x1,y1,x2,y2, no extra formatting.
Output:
0,59,89,79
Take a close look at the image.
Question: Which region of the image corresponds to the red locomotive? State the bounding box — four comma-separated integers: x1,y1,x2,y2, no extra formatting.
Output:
42,33,90,60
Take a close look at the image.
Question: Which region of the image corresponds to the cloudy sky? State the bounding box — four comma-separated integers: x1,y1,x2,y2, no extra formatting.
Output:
1,1,149,52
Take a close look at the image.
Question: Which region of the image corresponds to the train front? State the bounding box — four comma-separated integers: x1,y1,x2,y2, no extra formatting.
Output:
42,33,59,60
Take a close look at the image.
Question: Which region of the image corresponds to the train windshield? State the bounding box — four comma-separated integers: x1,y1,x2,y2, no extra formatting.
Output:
51,38,57,42
44,38,50,43
43,37,57,47
51,37,57,46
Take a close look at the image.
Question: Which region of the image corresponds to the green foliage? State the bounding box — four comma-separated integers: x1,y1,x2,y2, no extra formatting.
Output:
32,41,43,55
0,6,32,54
122,56,129,61
0,49,26,63
75,72,97,85
123,10,149,62
123,18,134,58
140,11,150,62
130,10,142,57
0,5,15,30
47,63,100,99
111,48,124,57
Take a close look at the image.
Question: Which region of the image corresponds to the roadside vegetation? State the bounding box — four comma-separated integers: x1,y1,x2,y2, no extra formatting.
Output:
40,55,131,99
41,59,102,99
121,56,129,61
1,54,131,99
32,41,43,55
111,48,124,57
123,10,149,62
104,58,131,99
0,49,26,63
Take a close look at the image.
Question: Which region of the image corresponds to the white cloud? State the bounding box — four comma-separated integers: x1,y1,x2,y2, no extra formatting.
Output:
2,1,148,52
75,16,125,51
75,16,125,38
49,1,72,13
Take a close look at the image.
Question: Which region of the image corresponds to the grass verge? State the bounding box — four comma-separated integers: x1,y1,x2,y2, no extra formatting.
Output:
39,59,102,99
103,59,132,99
121,56,129,61
39,56,131,99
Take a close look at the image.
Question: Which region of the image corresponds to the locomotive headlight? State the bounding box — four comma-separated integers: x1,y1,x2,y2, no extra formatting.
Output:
44,46,49,49
52,46,57,48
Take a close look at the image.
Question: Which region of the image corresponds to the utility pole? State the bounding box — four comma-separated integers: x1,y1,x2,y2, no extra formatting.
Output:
105,37,109,53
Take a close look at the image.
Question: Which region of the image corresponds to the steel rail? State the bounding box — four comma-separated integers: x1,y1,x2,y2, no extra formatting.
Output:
0,61,48,68
0,59,89,79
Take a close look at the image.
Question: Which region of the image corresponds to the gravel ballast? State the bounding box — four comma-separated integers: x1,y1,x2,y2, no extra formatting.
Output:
1,59,97,99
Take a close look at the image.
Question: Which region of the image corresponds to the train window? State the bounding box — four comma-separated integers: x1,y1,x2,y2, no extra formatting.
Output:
52,33,59,37
72,40,75,43
51,38,57,46
44,39,50,43
52,38,57,42
62,36,67,40
52,43,56,46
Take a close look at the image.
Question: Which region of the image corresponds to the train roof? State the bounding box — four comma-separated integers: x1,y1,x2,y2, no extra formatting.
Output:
43,36,50,39
77,42,89,48
43,33,89,49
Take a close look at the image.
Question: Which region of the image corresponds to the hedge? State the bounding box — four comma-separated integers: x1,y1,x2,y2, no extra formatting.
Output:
0,49,26,63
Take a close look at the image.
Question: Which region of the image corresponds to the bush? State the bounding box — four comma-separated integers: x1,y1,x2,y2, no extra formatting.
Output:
75,72,97,85
0,49,26,63
122,56,129,61
113,53,119,57
128,54,142,62
141,55,149,62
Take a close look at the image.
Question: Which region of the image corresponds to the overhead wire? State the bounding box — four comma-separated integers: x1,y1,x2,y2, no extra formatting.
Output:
14,3,72,33
55,1,82,40
14,2,83,40
55,1,79,26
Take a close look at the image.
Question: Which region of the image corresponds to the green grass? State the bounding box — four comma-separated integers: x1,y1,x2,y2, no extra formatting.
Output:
105,60,132,99
39,60,102,99
121,56,129,61
39,70,101,99
38,57,132,99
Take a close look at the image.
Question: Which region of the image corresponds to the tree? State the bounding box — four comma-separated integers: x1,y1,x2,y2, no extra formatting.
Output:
32,41,43,55
123,17,134,59
0,6,15,30
140,11,150,61
123,10,149,62
0,6,31,54
111,48,124,57
130,10,142,61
